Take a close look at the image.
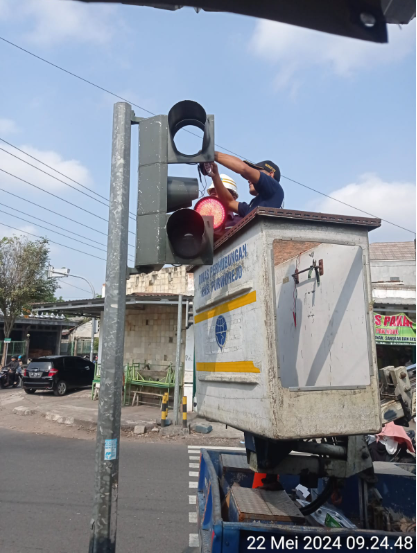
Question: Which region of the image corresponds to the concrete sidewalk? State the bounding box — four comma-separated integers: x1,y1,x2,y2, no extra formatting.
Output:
0,387,244,440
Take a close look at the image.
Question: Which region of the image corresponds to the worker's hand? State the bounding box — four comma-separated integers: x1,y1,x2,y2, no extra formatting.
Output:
211,162,219,176
204,162,219,178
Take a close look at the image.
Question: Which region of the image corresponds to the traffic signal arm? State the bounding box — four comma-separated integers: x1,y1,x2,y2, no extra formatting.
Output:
215,151,260,184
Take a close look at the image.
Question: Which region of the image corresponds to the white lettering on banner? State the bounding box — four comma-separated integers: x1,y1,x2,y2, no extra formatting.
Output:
198,243,247,297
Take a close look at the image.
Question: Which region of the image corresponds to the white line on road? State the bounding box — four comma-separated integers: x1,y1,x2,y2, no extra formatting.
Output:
189,495,196,505
189,463,199,468
189,512,197,523
189,481,198,488
188,445,245,451
189,455,200,461
189,534,199,548
189,471,199,477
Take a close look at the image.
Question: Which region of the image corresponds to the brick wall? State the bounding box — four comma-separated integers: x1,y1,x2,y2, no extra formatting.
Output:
123,304,186,365
126,266,194,295
273,240,321,266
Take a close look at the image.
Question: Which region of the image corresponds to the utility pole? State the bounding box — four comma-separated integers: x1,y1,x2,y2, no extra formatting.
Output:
89,102,131,553
173,294,183,425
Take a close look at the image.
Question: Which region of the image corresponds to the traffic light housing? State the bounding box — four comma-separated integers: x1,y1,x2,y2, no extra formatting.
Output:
135,101,214,273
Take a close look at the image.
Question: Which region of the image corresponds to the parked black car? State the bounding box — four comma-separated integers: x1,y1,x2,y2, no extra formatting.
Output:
22,356,95,396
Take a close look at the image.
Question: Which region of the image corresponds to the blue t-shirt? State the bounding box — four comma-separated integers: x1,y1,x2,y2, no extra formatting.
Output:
237,172,284,218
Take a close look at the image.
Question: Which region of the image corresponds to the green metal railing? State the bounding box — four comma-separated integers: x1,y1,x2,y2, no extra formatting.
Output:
91,361,183,406
0,341,26,358
60,340,98,356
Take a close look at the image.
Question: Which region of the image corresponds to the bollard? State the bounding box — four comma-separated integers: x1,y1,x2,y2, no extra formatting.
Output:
161,392,169,427
182,396,188,429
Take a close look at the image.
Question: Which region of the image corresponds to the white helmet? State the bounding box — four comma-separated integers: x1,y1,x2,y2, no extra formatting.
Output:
207,174,238,199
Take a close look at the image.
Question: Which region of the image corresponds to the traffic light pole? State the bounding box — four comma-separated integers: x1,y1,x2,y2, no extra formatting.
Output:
173,294,183,425
90,102,131,553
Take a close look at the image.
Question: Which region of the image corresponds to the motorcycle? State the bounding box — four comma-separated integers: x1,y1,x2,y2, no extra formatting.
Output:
0,366,22,388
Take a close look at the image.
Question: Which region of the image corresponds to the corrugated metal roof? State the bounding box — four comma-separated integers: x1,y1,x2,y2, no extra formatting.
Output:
370,242,416,261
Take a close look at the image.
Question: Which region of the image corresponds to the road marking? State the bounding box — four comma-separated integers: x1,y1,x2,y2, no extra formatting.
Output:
189,471,199,477
189,481,198,488
188,445,245,451
189,534,199,548
189,463,199,468
189,495,196,504
189,455,200,461
189,512,197,523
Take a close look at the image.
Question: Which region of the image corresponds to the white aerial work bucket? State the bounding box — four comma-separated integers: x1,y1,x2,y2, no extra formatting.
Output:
193,208,382,440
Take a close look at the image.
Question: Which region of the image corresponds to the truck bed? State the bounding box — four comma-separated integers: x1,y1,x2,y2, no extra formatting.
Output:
196,449,415,552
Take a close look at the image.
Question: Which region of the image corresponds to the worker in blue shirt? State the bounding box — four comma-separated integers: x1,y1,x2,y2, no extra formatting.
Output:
208,151,284,217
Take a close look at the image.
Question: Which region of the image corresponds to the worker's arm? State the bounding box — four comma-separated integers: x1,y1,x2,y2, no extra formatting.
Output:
210,162,240,213
215,151,261,184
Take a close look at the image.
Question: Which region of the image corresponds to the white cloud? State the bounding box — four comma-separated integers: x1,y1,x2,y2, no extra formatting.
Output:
308,173,416,242
0,0,116,46
249,19,416,89
0,118,19,135
0,223,37,240
0,143,93,192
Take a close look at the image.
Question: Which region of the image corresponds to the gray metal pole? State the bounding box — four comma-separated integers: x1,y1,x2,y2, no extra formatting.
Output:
90,318,96,361
173,294,183,425
90,102,131,553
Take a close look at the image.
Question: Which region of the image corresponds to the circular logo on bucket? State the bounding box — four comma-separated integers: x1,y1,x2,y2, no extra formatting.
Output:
215,315,227,350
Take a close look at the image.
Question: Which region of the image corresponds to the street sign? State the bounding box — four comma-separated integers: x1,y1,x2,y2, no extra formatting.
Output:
4,338,11,343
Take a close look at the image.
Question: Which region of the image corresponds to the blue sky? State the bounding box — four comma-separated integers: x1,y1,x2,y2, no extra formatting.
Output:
0,1,415,299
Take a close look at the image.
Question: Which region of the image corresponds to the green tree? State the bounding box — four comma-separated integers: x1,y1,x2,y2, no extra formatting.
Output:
0,236,57,364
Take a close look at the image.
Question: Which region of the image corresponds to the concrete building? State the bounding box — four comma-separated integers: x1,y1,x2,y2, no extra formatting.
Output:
0,312,73,363
370,241,416,368
61,318,100,356
34,267,195,409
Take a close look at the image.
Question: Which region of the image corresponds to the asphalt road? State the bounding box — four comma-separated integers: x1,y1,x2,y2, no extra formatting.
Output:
0,428,192,553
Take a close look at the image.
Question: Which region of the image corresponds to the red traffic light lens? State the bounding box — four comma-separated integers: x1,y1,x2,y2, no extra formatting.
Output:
194,197,226,230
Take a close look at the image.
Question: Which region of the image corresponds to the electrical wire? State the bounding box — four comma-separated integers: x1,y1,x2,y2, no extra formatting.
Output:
0,140,137,220
0,146,109,209
0,188,137,247
0,167,137,236
0,36,414,236
0,207,108,254
0,221,106,261
281,175,416,236
0,167,108,222
0,207,135,261
0,186,107,236
0,200,107,248
58,280,92,295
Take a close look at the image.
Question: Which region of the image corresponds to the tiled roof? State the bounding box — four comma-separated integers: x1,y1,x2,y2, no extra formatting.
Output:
370,242,416,261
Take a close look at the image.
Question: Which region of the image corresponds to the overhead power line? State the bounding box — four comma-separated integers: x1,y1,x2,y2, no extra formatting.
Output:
0,138,137,220
0,36,414,236
0,188,137,248
0,146,110,210
0,207,135,261
0,200,107,248
0,221,106,261
0,207,107,254
282,175,416,236
58,280,92,295
0,167,136,236
0,167,107,222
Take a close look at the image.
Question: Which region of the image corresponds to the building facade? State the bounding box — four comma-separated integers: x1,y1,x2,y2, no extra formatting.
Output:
370,241,416,368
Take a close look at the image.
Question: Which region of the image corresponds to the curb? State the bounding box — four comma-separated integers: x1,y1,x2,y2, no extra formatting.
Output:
43,411,158,433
